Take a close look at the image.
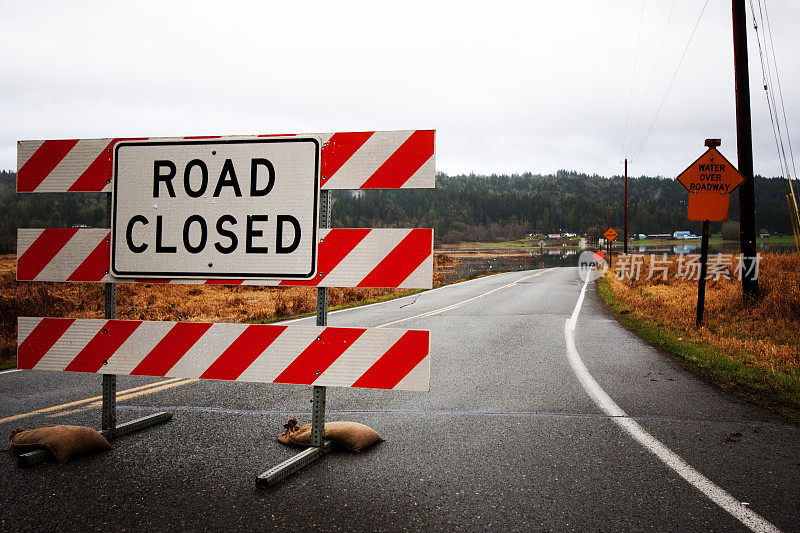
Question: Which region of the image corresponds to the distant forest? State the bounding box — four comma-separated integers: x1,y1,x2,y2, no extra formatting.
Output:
330,171,793,243
0,169,794,251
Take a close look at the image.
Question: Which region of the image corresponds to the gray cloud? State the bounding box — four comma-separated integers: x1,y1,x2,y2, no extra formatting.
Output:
1,0,797,179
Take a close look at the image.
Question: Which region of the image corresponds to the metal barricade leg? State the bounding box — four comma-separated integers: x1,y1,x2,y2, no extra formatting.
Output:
100,192,171,443
17,194,172,467
102,269,118,435
102,373,117,433
258,189,332,487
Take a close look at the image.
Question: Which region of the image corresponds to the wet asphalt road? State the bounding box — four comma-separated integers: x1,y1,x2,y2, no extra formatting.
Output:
1,267,799,532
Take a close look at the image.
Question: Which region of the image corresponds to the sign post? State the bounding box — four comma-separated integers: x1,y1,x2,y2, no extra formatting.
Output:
604,227,618,268
258,189,334,486
696,220,711,327
676,139,744,327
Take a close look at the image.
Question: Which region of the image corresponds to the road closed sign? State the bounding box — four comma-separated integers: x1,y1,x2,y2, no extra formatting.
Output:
111,138,320,279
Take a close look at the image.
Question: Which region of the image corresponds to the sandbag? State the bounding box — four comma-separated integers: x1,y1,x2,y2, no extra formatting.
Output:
9,425,111,463
324,421,384,453
277,418,309,447
277,418,383,453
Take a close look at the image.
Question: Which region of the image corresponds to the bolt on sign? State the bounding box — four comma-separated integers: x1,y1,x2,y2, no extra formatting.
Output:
112,138,319,279
676,147,744,221
604,227,618,241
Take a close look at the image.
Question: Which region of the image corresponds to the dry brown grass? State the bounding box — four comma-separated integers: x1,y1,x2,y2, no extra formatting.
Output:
604,253,800,375
0,253,457,366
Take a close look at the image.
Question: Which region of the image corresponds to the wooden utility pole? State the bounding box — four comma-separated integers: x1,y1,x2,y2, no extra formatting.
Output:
732,0,759,301
624,158,628,254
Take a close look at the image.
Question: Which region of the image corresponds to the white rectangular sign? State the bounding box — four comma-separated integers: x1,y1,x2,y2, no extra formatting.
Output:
111,138,319,279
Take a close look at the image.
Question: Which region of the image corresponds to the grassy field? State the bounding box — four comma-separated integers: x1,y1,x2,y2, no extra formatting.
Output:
628,237,720,246
757,234,799,247
443,237,581,249
0,254,457,369
628,235,796,247
598,252,800,422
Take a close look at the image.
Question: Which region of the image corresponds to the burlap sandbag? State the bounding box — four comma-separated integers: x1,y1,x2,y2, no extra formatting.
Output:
9,425,111,463
277,418,309,447
324,421,384,453
277,418,383,453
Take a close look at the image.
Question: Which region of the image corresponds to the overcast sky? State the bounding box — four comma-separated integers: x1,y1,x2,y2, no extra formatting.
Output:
1,0,798,179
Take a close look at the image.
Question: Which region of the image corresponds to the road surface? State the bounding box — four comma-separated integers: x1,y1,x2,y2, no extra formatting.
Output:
2,267,798,531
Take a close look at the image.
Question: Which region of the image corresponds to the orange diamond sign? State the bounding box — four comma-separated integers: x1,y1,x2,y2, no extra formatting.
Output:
676,147,744,222
604,227,618,241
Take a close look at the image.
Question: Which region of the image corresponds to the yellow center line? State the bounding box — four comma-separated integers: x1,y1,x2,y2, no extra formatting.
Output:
0,377,191,424
49,379,198,418
377,269,553,328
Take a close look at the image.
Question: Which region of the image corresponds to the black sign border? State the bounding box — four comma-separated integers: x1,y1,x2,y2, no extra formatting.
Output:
110,137,320,280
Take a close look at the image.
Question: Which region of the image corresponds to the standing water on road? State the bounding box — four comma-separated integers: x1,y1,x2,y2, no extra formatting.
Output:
436,241,795,283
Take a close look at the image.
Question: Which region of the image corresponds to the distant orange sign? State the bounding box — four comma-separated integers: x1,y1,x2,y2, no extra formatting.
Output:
676,147,744,221
604,228,618,241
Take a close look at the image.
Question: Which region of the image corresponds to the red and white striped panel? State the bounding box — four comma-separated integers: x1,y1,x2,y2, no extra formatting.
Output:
319,130,434,190
18,318,430,391
17,228,433,288
17,130,435,192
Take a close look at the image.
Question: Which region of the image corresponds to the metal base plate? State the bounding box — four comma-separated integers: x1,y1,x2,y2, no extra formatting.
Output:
256,441,334,488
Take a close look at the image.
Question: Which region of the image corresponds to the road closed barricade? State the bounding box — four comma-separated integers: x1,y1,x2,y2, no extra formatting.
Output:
15,131,435,481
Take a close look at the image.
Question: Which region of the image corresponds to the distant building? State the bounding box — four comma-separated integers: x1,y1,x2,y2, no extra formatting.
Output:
673,231,699,239
547,233,562,239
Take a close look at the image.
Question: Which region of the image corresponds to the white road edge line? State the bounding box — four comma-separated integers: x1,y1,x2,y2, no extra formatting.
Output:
565,273,780,533
0,368,21,375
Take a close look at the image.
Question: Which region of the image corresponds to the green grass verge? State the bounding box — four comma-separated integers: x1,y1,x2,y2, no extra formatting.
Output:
597,277,800,424
0,358,14,371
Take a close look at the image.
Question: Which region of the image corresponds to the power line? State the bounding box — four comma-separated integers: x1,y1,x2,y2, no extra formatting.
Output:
621,1,645,161
749,0,788,178
632,0,710,164
761,0,797,180
626,0,677,158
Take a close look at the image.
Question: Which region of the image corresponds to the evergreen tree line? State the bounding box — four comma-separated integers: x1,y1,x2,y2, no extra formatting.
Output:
0,169,793,251
0,171,106,252
332,171,793,244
